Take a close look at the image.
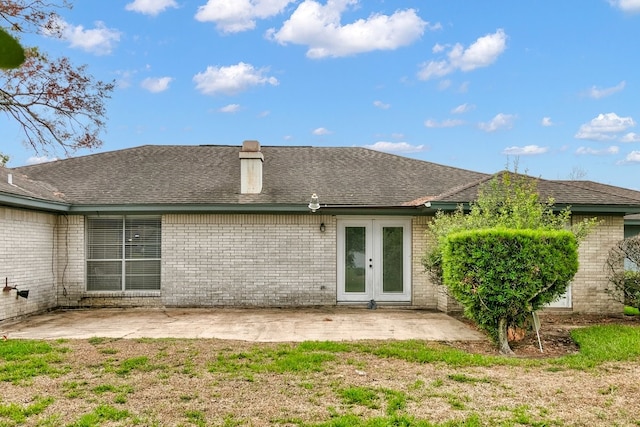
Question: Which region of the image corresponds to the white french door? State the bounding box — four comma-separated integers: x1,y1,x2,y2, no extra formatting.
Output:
337,218,411,303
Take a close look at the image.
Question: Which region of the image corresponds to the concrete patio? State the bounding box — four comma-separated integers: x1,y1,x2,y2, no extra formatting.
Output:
0,307,486,342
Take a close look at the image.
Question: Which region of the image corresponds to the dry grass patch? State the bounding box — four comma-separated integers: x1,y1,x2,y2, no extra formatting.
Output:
0,317,639,426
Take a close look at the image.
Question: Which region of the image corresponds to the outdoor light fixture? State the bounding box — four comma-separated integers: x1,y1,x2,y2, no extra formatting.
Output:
308,193,320,212
3,278,29,299
320,222,326,232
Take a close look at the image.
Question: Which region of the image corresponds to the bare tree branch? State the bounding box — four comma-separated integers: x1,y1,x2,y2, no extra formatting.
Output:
0,0,114,156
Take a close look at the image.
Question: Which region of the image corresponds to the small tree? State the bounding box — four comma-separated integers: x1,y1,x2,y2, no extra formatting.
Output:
423,171,592,285
424,171,596,354
606,236,640,310
442,228,579,354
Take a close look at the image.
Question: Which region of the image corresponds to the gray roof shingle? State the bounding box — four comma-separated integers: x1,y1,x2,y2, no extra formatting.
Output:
5,145,640,214
12,145,487,207
427,172,640,212
0,166,67,204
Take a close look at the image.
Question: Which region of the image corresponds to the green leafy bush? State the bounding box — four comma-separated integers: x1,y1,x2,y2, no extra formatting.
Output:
423,171,595,286
442,228,579,352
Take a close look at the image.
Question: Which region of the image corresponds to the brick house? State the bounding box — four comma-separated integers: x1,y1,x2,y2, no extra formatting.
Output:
1,141,640,321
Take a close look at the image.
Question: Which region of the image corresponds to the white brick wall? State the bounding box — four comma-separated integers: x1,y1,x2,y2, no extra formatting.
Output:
55,215,85,307
1,210,626,317
411,216,438,309
56,215,164,308
161,214,336,307
570,215,624,314
0,207,58,321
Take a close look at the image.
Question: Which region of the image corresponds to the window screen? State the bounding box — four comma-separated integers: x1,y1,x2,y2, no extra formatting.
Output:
87,216,161,291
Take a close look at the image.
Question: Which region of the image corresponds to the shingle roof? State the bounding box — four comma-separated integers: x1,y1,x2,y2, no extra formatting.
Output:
12,145,487,207
6,145,640,214
426,172,640,213
0,166,67,204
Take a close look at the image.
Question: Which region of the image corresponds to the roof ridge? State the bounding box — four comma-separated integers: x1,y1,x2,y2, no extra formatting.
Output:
430,172,502,202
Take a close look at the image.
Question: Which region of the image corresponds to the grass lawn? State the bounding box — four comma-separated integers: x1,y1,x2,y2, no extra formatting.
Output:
1,324,640,426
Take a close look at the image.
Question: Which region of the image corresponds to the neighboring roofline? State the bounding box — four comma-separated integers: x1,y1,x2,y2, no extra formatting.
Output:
423,201,640,216
0,192,71,212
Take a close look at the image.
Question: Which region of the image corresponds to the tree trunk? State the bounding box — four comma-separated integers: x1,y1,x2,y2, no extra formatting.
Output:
498,317,514,355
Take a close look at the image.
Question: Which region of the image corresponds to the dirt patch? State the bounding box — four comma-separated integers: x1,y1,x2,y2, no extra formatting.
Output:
450,313,640,356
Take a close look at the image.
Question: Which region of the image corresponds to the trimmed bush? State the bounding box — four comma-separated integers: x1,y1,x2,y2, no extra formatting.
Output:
442,228,579,353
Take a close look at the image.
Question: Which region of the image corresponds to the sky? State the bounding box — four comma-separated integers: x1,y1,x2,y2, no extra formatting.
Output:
2,0,640,190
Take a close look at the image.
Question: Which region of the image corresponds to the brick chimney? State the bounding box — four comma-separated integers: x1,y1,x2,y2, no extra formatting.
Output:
239,140,264,194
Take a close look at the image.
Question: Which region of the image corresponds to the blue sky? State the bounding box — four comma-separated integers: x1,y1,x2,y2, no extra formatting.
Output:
3,0,640,189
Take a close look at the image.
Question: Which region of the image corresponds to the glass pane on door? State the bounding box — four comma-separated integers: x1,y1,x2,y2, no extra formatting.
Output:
382,226,403,292
345,226,366,292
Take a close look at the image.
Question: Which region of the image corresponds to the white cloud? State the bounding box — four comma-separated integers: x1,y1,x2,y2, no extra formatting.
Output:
541,117,553,127
621,132,640,142
26,156,58,165
268,1,431,58
424,118,464,128
624,151,640,162
373,100,390,110
432,43,446,53
586,81,626,99
478,113,516,132
620,132,640,142
141,77,173,93
51,18,121,55
312,127,332,135
575,112,636,141
195,0,295,33
451,103,475,114
219,103,241,113
576,146,620,155
125,0,178,16
609,0,640,13
418,29,507,80
502,145,548,155
193,62,279,95
364,141,426,153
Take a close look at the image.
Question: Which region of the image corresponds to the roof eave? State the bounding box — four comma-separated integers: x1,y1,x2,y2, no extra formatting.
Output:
67,203,422,215
0,192,71,212
552,204,640,215
424,201,640,216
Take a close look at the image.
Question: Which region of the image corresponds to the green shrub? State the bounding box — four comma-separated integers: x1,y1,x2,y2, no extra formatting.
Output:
442,228,579,352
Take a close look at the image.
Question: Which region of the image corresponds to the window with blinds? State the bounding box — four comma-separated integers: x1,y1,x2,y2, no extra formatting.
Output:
87,216,161,291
